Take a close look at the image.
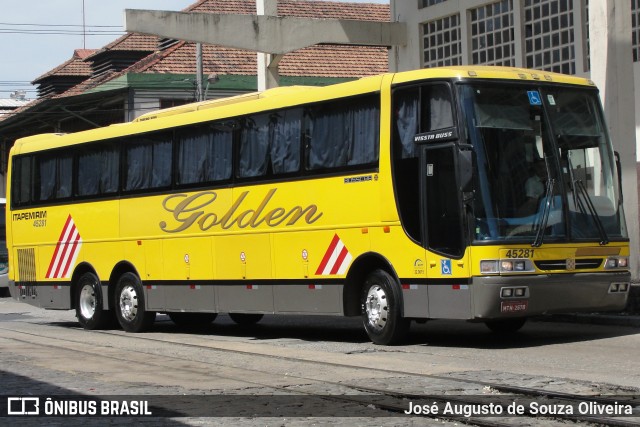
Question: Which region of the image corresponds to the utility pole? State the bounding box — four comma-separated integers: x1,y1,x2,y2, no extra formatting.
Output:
196,43,204,101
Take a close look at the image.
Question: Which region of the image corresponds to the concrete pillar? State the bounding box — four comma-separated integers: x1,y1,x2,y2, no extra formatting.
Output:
589,0,639,280
257,0,279,91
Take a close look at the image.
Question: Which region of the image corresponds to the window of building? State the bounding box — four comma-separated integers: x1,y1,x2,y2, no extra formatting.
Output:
524,0,576,74
633,0,640,62
469,0,516,66
420,0,447,8
422,14,462,68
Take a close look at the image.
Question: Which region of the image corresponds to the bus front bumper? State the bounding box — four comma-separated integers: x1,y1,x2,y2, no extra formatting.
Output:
471,272,631,320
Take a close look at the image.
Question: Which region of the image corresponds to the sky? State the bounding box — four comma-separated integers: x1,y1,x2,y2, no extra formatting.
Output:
0,0,389,100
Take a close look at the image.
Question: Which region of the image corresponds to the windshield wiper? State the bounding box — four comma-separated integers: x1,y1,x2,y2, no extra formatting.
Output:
574,179,609,245
532,178,555,247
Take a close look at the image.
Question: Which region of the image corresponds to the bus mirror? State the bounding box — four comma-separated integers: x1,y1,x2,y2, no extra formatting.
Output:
614,151,623,203
458,149,474,193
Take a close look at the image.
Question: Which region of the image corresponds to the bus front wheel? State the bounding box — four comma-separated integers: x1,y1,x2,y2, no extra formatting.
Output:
115,272,156,332
361,269,409,345
75,272,114,330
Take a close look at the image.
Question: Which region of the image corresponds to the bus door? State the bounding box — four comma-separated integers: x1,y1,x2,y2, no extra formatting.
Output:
393,82,470,317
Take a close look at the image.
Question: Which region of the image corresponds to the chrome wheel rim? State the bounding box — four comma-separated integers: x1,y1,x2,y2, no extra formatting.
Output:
79,284,96,320
365,285,388,331
119,285,138,322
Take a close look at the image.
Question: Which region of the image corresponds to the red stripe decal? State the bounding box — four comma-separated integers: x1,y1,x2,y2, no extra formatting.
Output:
330,246,349,275
315,234,340,275
46,215,73,278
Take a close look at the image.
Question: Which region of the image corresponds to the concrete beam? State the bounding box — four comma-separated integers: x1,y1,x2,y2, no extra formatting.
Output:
124,10,407,55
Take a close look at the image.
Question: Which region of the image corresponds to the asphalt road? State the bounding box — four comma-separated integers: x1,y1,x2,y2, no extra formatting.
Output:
1,296,639,426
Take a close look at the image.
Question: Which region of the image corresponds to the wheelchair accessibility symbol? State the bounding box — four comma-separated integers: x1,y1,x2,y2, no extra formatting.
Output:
441,259,452,275
527,90,542,106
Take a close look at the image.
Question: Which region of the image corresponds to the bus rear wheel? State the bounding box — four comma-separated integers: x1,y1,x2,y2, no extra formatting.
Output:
361,269,409,345
76,272,114,330
229,313,264,325
115,272,156,332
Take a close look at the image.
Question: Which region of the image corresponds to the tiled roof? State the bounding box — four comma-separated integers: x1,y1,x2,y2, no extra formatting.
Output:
40,0,391,98
85,32,159,60
130,41,388,78
32,49,97,83
188,0,390,21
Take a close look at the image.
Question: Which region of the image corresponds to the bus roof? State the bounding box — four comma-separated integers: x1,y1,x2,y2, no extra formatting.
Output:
11,66,595,155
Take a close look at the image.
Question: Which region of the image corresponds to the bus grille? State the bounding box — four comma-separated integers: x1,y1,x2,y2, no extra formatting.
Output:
17,248,37,298
534,258,602,271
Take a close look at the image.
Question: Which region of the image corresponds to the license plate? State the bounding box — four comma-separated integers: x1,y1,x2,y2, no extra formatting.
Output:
501,300,528,313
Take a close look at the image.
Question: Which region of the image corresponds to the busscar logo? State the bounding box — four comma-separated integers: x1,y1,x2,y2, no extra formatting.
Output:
7,397,40,415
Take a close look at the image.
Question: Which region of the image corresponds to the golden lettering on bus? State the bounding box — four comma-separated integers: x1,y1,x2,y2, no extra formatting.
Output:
159,188,323,233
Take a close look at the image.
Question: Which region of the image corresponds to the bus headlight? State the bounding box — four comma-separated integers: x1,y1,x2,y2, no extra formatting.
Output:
481,259,534,274
605,257,629,269
480,260,499,274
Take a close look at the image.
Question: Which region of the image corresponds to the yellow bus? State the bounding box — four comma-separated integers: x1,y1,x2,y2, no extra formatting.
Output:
6,66,630,344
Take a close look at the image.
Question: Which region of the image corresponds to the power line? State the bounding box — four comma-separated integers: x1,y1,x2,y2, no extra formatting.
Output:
0,30,125,35
0,22,121,28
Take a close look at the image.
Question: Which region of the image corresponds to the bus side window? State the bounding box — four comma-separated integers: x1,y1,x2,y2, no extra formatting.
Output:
305,96,379,171
270,108,302,175
392,88,421,242
34,152,72,202
77,144,119,197
124,133,172,192
176,124,232,186
422,84,454,131
12,156,33,206
238,114,271,178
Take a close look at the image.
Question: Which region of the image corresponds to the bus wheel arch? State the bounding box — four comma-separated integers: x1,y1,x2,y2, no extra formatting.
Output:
343,253,401,317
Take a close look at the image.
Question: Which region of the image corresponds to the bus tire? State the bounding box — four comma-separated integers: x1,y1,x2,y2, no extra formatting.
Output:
168,312,217,328
361,269,409,345
485,318,527,333
75,272,114,330
229,313,264,325
115,272,156,332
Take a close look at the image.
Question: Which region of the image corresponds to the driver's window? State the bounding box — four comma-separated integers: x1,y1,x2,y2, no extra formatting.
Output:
392,83,455,245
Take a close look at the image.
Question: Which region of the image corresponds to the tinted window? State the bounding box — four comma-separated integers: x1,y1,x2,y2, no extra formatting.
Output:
305,97,379,170
12,156,32,207
34,152,72,202
77,144,119,197
124,133,172,192
176,124,233,185
238,114,271,178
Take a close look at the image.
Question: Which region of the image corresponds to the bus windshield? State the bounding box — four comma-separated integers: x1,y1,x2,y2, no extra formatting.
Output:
458,83,627,244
